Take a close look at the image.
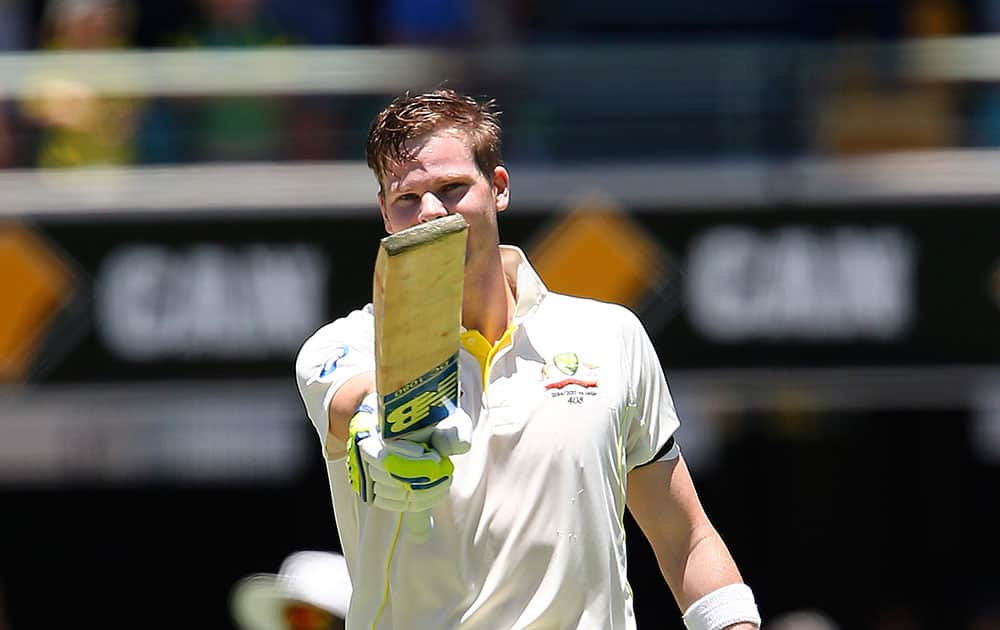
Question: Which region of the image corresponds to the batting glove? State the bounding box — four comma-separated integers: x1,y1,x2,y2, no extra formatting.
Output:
346,392,454,512
429,405,473,457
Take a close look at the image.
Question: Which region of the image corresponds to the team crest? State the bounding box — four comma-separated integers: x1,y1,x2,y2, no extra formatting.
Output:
553,352,579,376
541,351,600,395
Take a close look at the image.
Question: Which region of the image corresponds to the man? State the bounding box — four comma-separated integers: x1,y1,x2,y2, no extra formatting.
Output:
230,550,351,630
296,88,760,629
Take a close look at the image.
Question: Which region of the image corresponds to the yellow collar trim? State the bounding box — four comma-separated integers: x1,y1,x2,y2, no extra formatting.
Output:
460,324,516,390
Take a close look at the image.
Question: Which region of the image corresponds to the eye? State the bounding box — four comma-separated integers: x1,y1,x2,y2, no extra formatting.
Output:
396,193,418,203
440,183,465,195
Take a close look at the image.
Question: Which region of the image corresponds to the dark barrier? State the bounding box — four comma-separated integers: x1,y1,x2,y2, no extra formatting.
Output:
15,205,999,384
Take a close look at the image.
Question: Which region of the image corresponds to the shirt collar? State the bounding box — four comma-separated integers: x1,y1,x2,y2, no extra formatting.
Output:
500,245,548,324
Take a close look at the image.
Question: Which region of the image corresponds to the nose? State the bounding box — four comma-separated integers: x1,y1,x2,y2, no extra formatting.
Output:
418,192,448,223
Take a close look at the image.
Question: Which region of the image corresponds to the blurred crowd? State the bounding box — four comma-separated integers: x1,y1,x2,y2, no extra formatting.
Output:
0,0,528,168
5,0,1000,169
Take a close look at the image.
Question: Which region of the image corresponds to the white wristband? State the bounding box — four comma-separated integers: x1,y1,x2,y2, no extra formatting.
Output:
357,391,379,415
682,583,761,630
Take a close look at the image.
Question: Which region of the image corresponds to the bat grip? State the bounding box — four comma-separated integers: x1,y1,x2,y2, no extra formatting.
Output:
405,511,433,543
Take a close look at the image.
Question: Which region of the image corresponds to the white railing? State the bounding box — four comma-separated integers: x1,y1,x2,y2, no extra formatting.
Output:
5,150,1000,218
0,46,461,98
2,37,999,100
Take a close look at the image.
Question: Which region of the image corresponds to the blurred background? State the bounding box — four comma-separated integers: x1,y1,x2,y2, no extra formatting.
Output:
2,0,1000,628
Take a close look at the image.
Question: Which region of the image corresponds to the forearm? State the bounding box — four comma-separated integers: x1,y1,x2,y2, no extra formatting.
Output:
660,520,759,630
663,533,758,629
326,372,375,450
660,522,745,611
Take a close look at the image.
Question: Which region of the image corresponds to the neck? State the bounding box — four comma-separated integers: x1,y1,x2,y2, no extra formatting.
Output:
461,245,515,344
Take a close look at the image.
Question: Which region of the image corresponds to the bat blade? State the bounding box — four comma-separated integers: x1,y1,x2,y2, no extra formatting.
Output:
374,214,467,440
372,214,467,541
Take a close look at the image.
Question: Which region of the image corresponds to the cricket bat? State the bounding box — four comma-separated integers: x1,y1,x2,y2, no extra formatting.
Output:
373,213,468,542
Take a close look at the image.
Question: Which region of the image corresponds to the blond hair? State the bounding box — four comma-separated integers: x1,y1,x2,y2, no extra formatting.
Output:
366,88,502,189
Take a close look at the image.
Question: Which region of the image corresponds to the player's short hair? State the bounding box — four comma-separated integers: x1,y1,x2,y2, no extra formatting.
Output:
366,88,503,190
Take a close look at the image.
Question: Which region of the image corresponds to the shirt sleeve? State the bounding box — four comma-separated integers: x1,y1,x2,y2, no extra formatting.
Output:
295,305,375,453
620,306,681,470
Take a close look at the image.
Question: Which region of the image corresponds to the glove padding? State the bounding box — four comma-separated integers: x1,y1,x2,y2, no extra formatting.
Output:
346,393,464,512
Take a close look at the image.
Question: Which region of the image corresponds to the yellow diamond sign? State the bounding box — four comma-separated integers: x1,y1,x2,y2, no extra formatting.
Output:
528,203,669,310
0,223,73,381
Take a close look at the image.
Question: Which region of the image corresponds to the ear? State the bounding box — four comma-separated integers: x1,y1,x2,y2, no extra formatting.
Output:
378,191,394,233
492,166,510,213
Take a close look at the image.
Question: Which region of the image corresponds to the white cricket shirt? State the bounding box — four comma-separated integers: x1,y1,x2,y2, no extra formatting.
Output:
296,246,680,630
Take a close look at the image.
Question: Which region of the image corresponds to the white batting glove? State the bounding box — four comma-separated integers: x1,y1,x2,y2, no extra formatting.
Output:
346,393,454,513
429,406,473,457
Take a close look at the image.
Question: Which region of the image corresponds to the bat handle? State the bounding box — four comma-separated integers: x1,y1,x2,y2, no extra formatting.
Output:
405,511,433,543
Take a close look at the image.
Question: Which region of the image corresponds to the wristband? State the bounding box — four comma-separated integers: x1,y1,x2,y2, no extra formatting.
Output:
682,583,760,630
357,391,378,415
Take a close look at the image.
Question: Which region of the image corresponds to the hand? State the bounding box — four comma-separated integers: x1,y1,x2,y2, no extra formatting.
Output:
346,393,454,513
429,405,473,457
